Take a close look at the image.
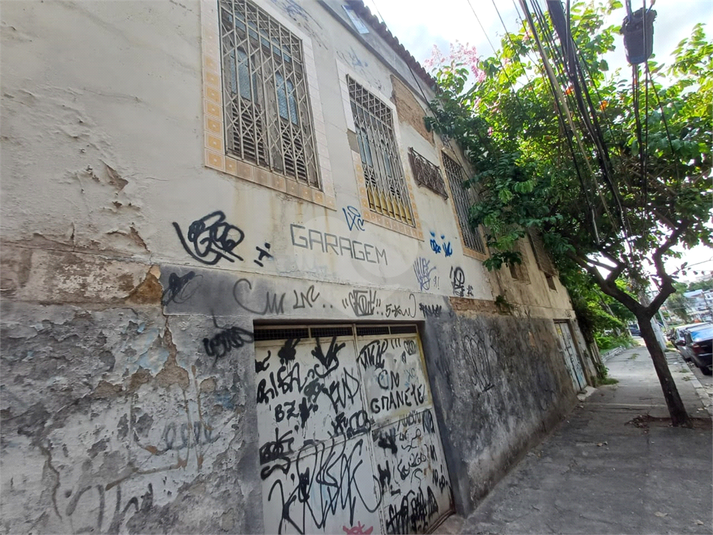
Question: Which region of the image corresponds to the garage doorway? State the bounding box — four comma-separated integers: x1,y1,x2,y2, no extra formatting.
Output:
554,321,587,392
254,324,454,534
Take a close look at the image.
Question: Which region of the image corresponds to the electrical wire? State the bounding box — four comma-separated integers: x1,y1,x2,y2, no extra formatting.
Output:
465,0,500,56
489,0,532,85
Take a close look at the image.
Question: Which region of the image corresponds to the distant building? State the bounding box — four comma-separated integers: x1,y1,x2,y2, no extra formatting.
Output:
0,1,596,533
683,290,713,322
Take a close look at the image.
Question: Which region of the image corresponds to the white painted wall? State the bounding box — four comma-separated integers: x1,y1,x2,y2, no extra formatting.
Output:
0,0,573,318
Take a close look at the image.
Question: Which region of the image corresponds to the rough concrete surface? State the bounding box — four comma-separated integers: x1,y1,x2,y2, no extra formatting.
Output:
442,342,713,535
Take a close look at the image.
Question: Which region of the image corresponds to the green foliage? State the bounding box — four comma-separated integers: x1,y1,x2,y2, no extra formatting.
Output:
687,278,713,292
426,1,712,331
594,362,619,386
594,332,634,352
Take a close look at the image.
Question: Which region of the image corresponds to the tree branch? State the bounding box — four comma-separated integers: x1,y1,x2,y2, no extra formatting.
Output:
646,220,690,316
568,250,643,314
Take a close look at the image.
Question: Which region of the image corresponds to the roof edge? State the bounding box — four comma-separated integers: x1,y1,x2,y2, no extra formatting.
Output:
345,0,437,89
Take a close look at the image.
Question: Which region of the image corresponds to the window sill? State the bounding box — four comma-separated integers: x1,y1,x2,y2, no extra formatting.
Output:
205,149,337,210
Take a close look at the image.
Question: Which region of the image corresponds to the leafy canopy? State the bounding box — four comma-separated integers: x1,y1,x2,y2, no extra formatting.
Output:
425,1,712,321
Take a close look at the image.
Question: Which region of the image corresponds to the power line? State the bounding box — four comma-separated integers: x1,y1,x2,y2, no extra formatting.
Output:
464,0,500,56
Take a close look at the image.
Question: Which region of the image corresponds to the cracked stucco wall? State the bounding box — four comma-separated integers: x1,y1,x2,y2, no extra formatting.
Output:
1,0,588,532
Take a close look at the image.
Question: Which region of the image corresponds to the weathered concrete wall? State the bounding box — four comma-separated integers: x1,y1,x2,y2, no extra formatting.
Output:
1,0,588,532
0,257,579,531
421,313,575,515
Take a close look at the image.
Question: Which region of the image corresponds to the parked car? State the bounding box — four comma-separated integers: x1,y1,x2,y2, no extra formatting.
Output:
672,323,704,360
628,324,641,337
678,323,713,375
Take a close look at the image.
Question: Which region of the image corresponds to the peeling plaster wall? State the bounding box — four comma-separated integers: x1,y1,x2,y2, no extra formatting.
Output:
1,0,588,532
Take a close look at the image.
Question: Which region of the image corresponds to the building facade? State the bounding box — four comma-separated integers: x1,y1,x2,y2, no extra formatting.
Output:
0,0,596,533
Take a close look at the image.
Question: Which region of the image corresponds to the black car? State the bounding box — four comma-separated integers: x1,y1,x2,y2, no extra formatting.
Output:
680,323,713,375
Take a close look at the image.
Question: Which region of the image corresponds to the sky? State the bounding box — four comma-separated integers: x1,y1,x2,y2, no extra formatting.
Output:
362,0,713,283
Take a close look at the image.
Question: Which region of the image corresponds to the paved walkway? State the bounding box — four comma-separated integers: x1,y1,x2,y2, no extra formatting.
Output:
438,342,713,534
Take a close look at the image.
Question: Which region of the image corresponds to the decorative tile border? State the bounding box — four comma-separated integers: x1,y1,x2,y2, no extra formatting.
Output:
200,0,336,210
439,145,489,261
337,61,423,241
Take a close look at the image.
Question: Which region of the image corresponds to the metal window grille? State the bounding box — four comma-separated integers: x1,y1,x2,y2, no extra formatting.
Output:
408,148,448,199
509,240,530,282
219,0,320,188
348,76,415,226
442,153,486,254
528,230,556,276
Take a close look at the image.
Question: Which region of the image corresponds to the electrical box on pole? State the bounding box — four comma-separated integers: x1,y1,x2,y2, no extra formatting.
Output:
621,7,657,65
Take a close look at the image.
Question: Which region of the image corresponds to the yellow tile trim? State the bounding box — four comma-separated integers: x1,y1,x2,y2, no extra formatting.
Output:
199,0,336,210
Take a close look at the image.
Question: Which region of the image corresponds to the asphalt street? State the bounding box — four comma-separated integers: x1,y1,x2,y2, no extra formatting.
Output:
437,341,713,534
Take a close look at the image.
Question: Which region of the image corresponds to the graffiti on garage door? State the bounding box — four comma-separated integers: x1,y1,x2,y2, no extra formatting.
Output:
254,324,453,534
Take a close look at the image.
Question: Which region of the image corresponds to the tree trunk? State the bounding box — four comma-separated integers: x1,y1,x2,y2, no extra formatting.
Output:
637,315,690,426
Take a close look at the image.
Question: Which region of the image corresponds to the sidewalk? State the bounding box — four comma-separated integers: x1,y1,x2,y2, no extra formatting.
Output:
439,342,713,534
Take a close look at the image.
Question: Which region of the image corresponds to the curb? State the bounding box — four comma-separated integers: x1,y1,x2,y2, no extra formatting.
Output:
668,352,713,418
602,346,626,362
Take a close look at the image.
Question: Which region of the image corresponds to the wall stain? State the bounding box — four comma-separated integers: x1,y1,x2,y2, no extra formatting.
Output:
156,325,189,391
125,266,162,305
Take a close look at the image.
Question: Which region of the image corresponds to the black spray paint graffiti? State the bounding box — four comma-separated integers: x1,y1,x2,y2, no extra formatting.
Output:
203,316,254,363
259,428,295,480
384,294,417,319
413,257,437,291
385,487,439,535
343,205,365,231
293,286,320,309
463,332,495,392
267,437,382,535
403,340,418,356
449,266,465,297
65,482,154,535
358,339,388,370
278,338,300,365
291,224,388,265
173,211,245,265
233,278,286,315
418,303,442,318
342,289,381,317
256,336,362,438
254,243,273,267
161,271,203,306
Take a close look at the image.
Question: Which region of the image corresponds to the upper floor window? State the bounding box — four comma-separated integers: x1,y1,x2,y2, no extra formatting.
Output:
528,230,557,288
442,152,486,254
220,0,320,188
348,76,415,226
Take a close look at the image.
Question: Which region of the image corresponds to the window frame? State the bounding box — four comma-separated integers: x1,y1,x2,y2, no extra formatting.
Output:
338,62,423,240
200,0,336,210
440,149,488,259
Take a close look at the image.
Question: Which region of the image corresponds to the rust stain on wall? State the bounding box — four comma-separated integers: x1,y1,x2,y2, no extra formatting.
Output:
125,265,162,304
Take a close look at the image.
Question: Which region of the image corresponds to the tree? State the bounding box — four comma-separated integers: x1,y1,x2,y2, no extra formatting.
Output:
667,282,693,323
425,1,712,425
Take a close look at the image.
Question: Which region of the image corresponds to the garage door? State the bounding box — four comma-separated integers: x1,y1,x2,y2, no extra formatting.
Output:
554,321,587,392
254,324,453,535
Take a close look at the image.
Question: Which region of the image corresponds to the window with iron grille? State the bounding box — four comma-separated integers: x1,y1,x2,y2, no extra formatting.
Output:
509,240,530,283
408,148,448,199
528,229,556,276
442,152,486,254
220,0,320,188
348,76,415,226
